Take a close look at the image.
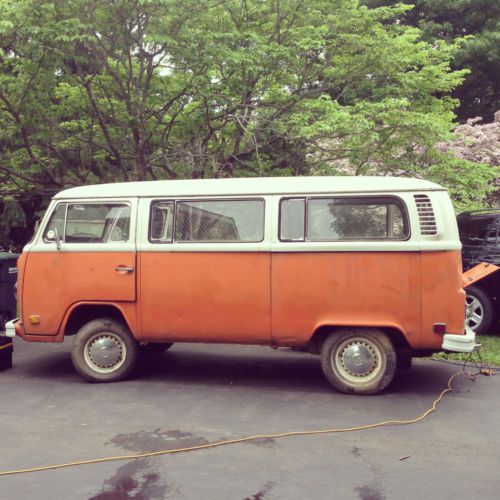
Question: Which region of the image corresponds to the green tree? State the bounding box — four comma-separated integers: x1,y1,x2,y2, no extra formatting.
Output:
362,0,500,123
0,0,494,242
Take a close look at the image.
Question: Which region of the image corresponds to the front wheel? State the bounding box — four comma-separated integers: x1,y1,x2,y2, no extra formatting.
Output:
320,329,396,395
71,318,139,382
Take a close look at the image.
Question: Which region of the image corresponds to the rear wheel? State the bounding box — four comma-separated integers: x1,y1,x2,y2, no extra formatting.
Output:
465,285,494,335
71,318,138,382
320,329,396,395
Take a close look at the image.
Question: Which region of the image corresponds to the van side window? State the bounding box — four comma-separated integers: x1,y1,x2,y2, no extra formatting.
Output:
280,197,408,241
150,202,174,242
280,198,306,241
62,203,130,243
175,200,264,242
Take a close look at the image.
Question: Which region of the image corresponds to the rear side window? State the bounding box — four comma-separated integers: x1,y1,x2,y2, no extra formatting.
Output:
280,198,306,241
43,203,130,243
280,196,408,241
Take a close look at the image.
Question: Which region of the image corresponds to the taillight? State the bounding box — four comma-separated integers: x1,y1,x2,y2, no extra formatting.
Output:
433,323,447,334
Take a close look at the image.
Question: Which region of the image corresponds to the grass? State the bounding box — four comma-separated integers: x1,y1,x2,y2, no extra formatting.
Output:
433,334,500,366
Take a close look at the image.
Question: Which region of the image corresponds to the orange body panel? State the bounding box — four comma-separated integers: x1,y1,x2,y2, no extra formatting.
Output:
22,251,136,335
139,252,271,343
272,250,464,349
420,251,466,342
16,247,465,351
271,252,422,346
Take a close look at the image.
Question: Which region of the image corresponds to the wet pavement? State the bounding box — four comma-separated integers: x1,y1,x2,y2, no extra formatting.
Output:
1,338,499,499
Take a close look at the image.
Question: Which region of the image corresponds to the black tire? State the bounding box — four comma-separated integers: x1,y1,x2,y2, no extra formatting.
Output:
320,329,396,395
140,342,173,354
465,285,494,335
71,318,139,383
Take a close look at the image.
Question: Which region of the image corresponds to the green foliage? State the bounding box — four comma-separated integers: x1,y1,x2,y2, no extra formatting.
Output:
0,0,495,240
361,0,500,123
423,152,499,211
434,335,500,366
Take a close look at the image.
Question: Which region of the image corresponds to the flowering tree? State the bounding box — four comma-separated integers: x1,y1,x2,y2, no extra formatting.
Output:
438,111,500,167
435,111,500,208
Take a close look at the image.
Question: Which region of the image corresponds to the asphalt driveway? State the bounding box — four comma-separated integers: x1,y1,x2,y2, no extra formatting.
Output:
1,338,499,499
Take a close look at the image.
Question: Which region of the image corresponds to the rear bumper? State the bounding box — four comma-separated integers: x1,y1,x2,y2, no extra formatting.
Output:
4,318,19,339
442,327,477,353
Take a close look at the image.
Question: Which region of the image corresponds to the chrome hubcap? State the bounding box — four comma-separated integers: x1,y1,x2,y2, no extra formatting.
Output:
341,342,377,377
465,295,483,330
84,333,126,373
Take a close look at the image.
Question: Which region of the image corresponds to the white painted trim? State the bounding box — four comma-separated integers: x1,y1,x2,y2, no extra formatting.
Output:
54,176,446,200
134,241,460,253
28,187,461,254
28,243,137,253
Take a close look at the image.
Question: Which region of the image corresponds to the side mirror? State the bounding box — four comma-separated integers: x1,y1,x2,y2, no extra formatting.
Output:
46,228,62,250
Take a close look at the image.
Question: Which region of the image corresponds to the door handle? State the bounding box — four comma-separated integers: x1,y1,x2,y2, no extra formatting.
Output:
115,266,134,273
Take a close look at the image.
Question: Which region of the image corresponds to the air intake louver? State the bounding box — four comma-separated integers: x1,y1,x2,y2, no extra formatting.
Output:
414,194,437,235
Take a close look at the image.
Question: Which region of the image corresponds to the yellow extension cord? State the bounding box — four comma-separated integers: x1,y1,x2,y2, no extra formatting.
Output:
0,370,480,477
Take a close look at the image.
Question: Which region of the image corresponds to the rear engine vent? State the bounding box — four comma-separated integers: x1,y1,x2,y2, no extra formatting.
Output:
414,194,437,235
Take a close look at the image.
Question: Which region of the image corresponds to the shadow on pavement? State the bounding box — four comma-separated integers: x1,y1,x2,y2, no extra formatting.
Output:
7,339,467,396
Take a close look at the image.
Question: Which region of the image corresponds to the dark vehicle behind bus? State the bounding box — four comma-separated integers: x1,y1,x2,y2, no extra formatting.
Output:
0,252,18,370
458,209,500,334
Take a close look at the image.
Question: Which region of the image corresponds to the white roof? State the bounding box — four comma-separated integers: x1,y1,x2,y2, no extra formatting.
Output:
54,176,445,199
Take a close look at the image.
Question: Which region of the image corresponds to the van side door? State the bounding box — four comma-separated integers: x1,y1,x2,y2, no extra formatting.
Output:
138,197,271,343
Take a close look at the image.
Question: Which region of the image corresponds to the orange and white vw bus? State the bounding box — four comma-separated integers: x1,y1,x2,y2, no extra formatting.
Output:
4,176,480,394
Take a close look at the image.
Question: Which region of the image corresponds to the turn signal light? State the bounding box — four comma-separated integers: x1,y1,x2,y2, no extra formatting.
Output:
28,315,41,325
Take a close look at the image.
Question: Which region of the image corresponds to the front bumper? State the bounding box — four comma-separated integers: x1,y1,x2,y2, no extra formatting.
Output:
442,327,477,353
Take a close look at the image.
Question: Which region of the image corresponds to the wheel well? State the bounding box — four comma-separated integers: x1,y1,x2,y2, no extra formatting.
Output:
64,305,129,336
307,325,411,354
